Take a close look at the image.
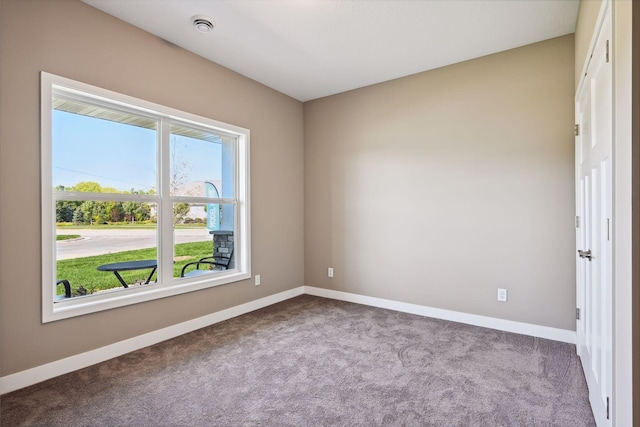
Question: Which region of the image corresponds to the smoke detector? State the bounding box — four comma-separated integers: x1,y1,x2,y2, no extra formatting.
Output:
192,15,214,33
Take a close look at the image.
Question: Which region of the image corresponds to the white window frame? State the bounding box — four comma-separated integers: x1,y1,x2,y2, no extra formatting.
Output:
41,72,251,322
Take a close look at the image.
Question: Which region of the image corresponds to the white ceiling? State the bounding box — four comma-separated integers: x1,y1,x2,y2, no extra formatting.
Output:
82,0,580,102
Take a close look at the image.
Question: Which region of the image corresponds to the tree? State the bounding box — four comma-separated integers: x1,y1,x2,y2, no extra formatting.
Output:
71,181,103,193
122,201,139,224
169,138,192,222
56,182,155,225
79,201,101,225
170,138,192,196
56,201,77,222
109,202,125,222
134,202,151,222
69,181,120,194
72,207,85,224
174,203,190,224
54,187,79,223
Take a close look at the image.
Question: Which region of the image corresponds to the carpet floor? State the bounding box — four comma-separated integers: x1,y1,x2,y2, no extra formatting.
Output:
1,295,595,426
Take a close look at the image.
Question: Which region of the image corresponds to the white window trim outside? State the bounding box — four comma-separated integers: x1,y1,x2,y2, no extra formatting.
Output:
41,72,251,322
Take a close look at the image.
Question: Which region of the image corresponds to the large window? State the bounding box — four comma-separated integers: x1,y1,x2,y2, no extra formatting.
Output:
41,72,250,322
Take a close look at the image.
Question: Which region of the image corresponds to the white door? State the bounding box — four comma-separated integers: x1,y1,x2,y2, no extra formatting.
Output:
575,7,612,427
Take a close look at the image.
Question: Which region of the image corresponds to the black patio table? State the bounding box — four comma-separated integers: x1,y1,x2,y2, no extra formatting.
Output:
96,259,157,288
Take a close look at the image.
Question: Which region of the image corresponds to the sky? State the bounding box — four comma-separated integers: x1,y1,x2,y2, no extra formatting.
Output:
52,110,223,193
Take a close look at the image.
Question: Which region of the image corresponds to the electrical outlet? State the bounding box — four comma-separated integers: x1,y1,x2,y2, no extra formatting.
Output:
328,267,334,278
497,288,507,302
255,274,261,286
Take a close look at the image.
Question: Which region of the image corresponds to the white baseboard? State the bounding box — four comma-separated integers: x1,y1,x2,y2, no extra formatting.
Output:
303,286,576,344
1,285,576,395
0,287,305,395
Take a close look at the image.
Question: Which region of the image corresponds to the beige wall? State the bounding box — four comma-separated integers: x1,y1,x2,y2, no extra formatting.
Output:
304,35,576,330
575,0,603,88
0,0,304,375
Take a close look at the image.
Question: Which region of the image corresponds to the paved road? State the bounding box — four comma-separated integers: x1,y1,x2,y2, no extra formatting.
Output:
56,228,212,260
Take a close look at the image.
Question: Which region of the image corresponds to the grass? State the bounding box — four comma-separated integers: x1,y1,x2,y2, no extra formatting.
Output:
56,241,213,296
56,234,80,241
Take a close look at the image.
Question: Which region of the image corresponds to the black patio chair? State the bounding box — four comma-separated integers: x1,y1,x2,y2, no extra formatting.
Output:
56,279,72,298
180,230,234,278
180,249,234,278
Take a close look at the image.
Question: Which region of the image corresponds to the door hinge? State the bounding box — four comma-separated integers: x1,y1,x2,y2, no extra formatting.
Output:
606,40,610,63
574,124,580,136
575,216,580,228
606,396,610,420
576,308,580,320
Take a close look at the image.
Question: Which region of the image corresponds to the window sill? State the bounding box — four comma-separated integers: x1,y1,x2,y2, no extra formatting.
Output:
44,270,251,323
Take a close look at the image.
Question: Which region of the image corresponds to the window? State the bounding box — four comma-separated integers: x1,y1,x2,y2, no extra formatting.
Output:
41,72,250,322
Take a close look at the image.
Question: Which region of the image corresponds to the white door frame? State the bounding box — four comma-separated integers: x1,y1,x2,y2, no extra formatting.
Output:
610,1,633,426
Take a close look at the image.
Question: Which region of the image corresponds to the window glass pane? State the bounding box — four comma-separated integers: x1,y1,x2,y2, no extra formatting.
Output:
55,201,158,299
174,203,235,278
52,96,157,194
170,123,235,198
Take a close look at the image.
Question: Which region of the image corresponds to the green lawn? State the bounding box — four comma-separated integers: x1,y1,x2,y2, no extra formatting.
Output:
56,234,80,241
56,241,212,296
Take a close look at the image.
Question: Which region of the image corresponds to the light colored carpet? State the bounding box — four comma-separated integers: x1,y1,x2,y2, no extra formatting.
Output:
1,295,595,426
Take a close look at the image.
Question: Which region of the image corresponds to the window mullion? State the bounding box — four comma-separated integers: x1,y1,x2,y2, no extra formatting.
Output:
54,192,159,203
159,118,174,286
170,196,236,205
